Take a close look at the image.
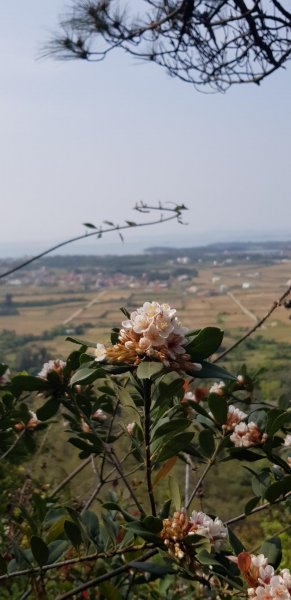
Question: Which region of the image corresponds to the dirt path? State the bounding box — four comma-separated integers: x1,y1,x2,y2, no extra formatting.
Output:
227,291,259,324
62,290,106,325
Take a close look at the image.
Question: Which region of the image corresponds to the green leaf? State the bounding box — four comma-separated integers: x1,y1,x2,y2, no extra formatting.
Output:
130,562,176,575
151,418,189,441
102,502,135,523
266,411,291,437
208,395,228,426
83,222,96,229
244,496,260,515
196,548,221,566
169,476,181,511
125,522,162,544
64,520,82,549
65,336,95,347
199,429,215,457
156,432,194,462
0,554,7,575
36,398,60,421
12,542,32,569
264,476,291,503
189,361,235,381
47,540,68,563
259,538,282,569
30,536,49,567
159,499,172,519
228,528,245,555
82,511,100,542
110,327,120,344
185,327,224,359
136,361,164,380
10,375,48,392
99,582,122,600
142,516,163,533
70,366,104,386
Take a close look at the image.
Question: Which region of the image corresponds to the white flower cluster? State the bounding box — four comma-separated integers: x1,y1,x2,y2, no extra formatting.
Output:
95,301,202,368
38,359,66,379
224,405,247,432
209,381,226,396
189,511,228,552
230,421,267,448
121,302,189,359
283,434,291,448
248,555,291,600
0,367,10,385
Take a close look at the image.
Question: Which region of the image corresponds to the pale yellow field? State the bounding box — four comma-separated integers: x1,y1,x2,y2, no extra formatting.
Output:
0,260,290,358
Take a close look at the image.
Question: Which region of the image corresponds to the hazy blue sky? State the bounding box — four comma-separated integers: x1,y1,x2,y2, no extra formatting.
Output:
1,1,291,256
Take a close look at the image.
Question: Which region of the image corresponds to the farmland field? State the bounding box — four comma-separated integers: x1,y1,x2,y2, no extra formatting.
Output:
0,258,290,363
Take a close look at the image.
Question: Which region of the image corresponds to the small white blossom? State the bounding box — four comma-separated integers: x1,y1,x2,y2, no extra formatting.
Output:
189,511,228,551
0,367,10,384
283,434,291,448
127,422,136,435
94,343,107,362
38,359,66,379
209,381,226,396
92,409,107,422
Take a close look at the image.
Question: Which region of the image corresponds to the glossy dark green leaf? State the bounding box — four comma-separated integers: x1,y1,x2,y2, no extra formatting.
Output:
151,418,189,441
83,222,96,229
142,516,163,533
156,432,194,462
11,375,48,392
125,522,162,544
64,520,82,549
197,548,221,566
187,361,235,381
264,476,291,503
12,542,32,569
266,411,291,437
228,528,245,554
30,536,49,567
110,327,120,344
47,540,68,563
130,562,176,575
208,395,228,426
244,496,260,515
102,502,135,522
259,538,282,569
136,361,164,380
70,366,104,386
185,327,224,359
159,499,172,519
36,398,60,421
82,511,100,541
0,555,7,575
199,429,215,457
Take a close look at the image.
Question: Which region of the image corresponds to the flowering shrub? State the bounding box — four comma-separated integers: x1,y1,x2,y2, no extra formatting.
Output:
0,302,290,600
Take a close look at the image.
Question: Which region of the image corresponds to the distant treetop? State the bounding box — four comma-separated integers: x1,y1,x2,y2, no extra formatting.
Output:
47,0,291,92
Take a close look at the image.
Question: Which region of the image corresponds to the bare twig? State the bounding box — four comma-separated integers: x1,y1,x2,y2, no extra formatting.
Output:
143,379,156,516
214,284,291,362
50,456,92,498
0,204,185,280
0,545,151,582
185,442,221,509
56,548,157,600
0,430,25,461
110,448,145,515
225,491,291,526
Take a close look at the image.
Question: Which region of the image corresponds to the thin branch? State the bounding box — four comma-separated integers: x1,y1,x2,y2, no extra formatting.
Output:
50,456,92,497
225,491,291,526
0,204,185,280
214,284,291,362
143,379,156,516
56,549,157,600
0,430,25,461
110,447,145,515
0,545,152,582
185,441,221,509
